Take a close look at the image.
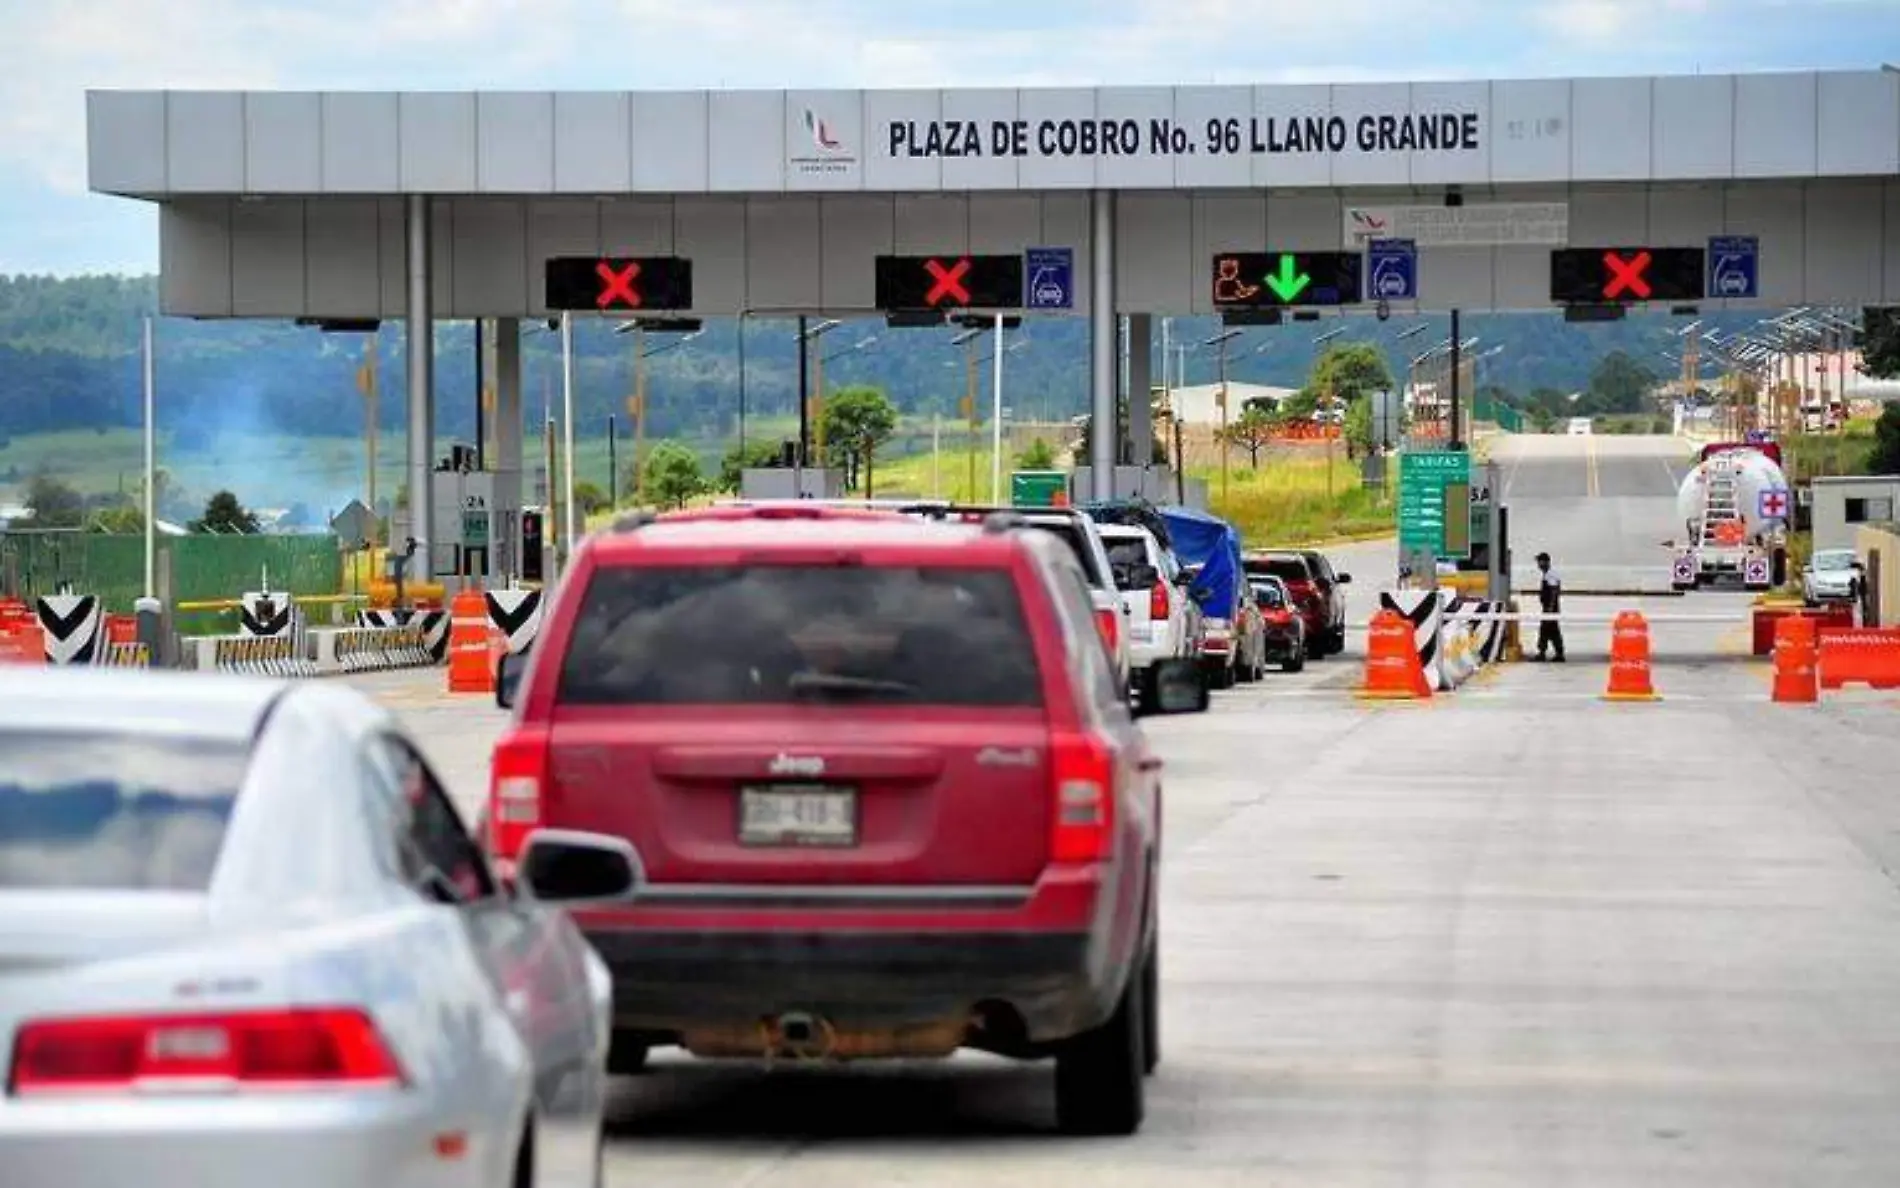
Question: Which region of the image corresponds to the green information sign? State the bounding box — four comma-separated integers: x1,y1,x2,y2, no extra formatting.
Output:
461,510,489,546
1011,470,1069,507
1398,449,1472,557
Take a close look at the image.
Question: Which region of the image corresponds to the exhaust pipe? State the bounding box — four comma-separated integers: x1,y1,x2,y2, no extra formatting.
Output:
772,1011,835,1062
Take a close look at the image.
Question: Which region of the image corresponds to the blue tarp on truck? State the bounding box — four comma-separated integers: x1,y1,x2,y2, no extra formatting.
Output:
1158,506,1243,619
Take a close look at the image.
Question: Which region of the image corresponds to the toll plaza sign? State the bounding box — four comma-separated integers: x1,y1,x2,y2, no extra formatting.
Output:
885,110,1482,161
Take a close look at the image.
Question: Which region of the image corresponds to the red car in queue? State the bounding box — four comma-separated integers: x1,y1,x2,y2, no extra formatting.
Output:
1247,575,1307,673
485,502,1209,1136
1242,550,1351,658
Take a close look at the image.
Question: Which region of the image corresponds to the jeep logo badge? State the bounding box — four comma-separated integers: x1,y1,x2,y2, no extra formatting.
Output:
768,753,826,777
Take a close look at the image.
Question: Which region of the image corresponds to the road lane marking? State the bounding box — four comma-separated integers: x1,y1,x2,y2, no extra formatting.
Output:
1586,433,1601,498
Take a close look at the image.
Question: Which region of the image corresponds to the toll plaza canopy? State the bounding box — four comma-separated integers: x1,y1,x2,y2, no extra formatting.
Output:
89,70,1900,319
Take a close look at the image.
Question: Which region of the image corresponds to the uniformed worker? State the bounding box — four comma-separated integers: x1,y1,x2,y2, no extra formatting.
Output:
1534,551,1565,662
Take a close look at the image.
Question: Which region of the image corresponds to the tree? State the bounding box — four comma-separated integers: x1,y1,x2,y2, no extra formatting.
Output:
573,480,611,515
1861,307,1900,380
192,490,260,534
642,441,705,509
1222,404,1279,468
1308,342,1394,404
1868,403,1900,475
1017,437,1058,469
1345,393,1408,457
821,386,899,495
719,439,784,494
1582,351,1657,415
19,473,85,528
87,502,144,534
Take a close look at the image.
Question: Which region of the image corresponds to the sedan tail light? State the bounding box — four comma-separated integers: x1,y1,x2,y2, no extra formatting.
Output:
8,1008,404,1096
488,728,552,874
1264,608,1294,625
1049,731,1115,863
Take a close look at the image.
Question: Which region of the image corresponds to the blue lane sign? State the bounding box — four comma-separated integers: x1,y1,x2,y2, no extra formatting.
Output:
1708,235,1758,300
1366,238,1417,302
1024,247,1073,310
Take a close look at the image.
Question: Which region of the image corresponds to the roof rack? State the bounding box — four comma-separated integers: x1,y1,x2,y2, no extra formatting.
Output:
980,510,1026,533
610,511,659,533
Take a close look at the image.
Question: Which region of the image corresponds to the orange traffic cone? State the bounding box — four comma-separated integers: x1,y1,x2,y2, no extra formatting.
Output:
1771,613,1819,704
1603,610,1660,701
1356,608,1432,700
447,588,496,694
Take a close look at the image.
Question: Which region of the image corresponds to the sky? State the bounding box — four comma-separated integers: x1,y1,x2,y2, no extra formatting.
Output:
1,0,1897,276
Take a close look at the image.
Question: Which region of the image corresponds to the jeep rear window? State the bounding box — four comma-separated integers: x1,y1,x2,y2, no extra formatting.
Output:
556,564,1043,707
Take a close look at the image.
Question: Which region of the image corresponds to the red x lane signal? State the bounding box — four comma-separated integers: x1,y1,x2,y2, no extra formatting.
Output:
924,257,972,307
545,257,692,312
1602,250,1652,300
595,260,642,309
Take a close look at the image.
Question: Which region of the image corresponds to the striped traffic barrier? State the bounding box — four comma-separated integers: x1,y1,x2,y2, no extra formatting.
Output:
98,641,151,668
1378,589,1447,692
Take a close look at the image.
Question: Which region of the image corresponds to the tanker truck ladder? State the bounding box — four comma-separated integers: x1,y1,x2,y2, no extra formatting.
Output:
1697,450,1745,547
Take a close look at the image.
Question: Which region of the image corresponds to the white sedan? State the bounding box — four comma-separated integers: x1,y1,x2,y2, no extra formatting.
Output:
0,666,635,1188
1802,548,1864,606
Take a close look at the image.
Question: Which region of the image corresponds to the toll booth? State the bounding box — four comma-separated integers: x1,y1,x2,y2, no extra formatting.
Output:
427,443,528,586
739,440,845,499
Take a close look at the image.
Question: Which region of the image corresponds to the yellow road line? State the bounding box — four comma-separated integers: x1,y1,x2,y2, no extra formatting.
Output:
1586,434,1601,498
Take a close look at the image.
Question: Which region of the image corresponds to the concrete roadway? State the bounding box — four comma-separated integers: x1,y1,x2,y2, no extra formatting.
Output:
364,433,1900,1186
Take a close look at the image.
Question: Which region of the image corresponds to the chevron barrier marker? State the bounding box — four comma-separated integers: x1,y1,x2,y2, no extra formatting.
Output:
484,588,543,655
1378,589,1447,692
35,592,104,666
239,591,294,638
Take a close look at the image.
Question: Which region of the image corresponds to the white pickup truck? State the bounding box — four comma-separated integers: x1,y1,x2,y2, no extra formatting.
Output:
1098,523,1203,710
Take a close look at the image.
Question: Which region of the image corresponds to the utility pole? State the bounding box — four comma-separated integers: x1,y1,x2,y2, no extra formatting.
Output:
357,336,379,545
964,335,980,499
631,325,649,503
1448,308,1464,449
607,414,617,509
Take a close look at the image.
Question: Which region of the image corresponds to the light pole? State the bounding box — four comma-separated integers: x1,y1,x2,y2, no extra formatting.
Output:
796,319,842,491
1311,326,1348,498
141,315,156,597
951,325,989,498
613,321,702,504
559,312,576,570
1204,328,1241,504
819,334,878,487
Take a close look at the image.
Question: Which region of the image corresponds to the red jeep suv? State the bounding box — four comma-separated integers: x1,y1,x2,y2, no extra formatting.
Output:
486,503,1206,1135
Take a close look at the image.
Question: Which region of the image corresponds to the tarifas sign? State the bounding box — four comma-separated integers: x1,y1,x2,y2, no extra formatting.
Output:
885,111,1482,160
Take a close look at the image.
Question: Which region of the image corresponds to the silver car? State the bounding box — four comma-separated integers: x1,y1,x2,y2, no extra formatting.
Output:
0,667,631,1188
1802,548,1864,606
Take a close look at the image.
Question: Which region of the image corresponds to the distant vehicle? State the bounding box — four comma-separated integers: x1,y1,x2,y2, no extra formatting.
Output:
490,503,1207,1136
1249,576,1308,672
1674,444,1791,590
1802,548,1864,606
2,667,616,1188
1567,417,1593,435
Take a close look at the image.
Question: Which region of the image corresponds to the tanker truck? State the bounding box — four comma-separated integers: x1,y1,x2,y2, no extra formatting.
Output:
1671,441,1791,591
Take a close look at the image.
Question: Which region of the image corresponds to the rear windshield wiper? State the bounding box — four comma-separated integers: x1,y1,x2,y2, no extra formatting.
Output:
785,671,919,700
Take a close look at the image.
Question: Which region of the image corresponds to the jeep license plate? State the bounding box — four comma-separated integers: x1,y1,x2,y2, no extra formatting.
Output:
738,785,857,847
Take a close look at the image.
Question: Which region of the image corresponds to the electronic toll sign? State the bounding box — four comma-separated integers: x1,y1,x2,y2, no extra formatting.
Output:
544,257,694,312
1211,252,1363,308
1549,247,1704,304
875,254,1023,311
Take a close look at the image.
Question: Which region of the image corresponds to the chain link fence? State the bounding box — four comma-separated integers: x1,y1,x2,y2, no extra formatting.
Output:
1,530,343,613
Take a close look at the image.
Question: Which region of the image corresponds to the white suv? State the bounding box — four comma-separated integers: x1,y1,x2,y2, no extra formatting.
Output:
1099,524,1202,710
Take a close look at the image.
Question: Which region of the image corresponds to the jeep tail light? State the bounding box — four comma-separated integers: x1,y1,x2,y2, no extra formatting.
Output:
1094,607,1119,654
1050,732,1115,863
1148,581,1170,620
1265,608,1294,625
487,729,551,875
9,1008,404,1096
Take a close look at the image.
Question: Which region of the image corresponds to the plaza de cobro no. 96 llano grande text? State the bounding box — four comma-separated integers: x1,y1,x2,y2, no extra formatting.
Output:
886,110,1482,159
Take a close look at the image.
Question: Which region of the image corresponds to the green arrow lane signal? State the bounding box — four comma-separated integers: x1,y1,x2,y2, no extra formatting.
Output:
1264,254,1311,302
